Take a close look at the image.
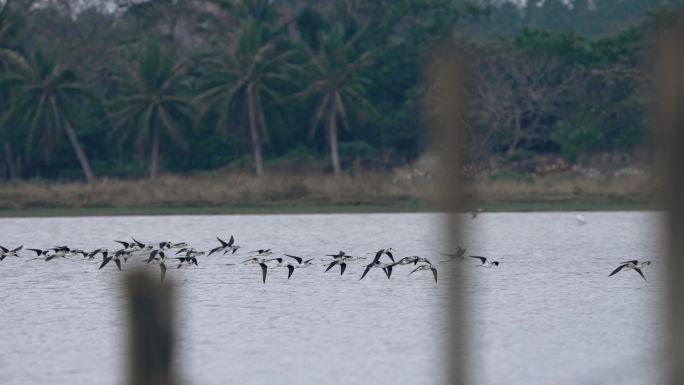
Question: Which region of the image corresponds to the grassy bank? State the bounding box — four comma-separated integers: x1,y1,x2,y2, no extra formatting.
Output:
0,170,655,217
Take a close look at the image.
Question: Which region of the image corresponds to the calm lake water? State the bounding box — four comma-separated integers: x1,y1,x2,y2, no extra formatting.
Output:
0,212,663,385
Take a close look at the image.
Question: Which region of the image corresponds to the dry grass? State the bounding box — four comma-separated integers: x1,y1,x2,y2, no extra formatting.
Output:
0,170,435,209
0,169,653,210
466,173,654,204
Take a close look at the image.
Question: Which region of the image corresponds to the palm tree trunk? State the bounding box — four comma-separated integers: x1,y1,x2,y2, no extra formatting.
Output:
507,107,522,156
150,122,160,180
247,83,264,176
328,107,342,175
63,120,95,183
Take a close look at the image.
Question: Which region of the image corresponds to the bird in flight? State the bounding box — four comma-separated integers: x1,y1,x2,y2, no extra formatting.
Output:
609,260,651,281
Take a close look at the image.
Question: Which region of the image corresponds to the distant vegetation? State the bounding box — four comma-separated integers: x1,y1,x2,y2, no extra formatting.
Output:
0,0,682,182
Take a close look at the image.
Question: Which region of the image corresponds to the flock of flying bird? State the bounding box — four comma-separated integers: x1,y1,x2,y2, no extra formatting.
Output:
0,236,465,283
0,213,653,283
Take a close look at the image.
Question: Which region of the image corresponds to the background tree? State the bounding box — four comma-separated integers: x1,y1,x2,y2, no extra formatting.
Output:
1,48,95,182
195,1,295,176
298,23,374,175
108,41,193,179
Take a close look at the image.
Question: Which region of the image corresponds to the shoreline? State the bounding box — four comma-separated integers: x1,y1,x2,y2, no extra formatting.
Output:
0,200,654,218
0,171,654,217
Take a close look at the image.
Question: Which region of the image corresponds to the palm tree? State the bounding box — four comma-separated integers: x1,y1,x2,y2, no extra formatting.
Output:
108,41,193,179
298,24,374,175
194,1,295,176
0,48,96,182
0,0,26,68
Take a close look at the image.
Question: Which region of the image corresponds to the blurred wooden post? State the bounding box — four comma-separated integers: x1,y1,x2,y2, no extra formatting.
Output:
427,44,468,385
656,21,684,385
126,271,177,385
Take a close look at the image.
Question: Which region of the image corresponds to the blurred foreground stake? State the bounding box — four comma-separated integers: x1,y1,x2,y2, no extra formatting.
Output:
656,18,684,385
126,271,177,385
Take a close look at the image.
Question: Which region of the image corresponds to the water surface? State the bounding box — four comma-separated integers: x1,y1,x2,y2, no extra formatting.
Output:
0,212,662,385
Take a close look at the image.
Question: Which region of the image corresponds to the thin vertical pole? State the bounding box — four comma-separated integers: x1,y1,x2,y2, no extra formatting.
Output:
427,45,468,385
126,271,177,385
655,22,684,385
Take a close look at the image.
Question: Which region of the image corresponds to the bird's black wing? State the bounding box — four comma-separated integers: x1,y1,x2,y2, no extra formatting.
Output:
146,250,158,264
259,263,268,284
385,251,395,262
287,265,295,280
634,268,646,281
114,240,130,249
285,254,303,264
385,265,393,279
12,245,23,252
99,256,112,270
114,258,122,271
360,266,372,280
132,238,145,248
0,245,7,252
468,256,487,264
431,267,438,283
28,248,44,256
217,236,229,247
208,247,220,256
620,259,639,265
373,250,384,262
340,263,346,276
457,247,466,258
160,263,167,283
609,264,627,277
228,235,234,247
325,261,337,273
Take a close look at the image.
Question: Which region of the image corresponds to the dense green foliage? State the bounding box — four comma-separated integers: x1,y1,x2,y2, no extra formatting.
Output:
0,0,678,181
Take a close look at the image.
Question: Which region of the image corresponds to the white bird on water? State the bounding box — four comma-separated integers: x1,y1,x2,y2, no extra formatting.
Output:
576,214,588,225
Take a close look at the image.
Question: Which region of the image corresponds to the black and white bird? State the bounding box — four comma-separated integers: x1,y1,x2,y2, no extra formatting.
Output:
360,260,394,280
270,255,311,279
114,240,143,254
208,235,239,255
0,245,22,261
68,249,89,258
284,254,314,268
409,264,438,283
609,260,652,281
145,250,167,282
241,256,273,283
325,255,353,276
440,246,466,262
29,247,67,261
326,250,348,259
468,255,499,267
175,248,205,258
250,249,273,257
174,255,199,268
372,248,396,263
87,248,108,260
99,251,122,271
